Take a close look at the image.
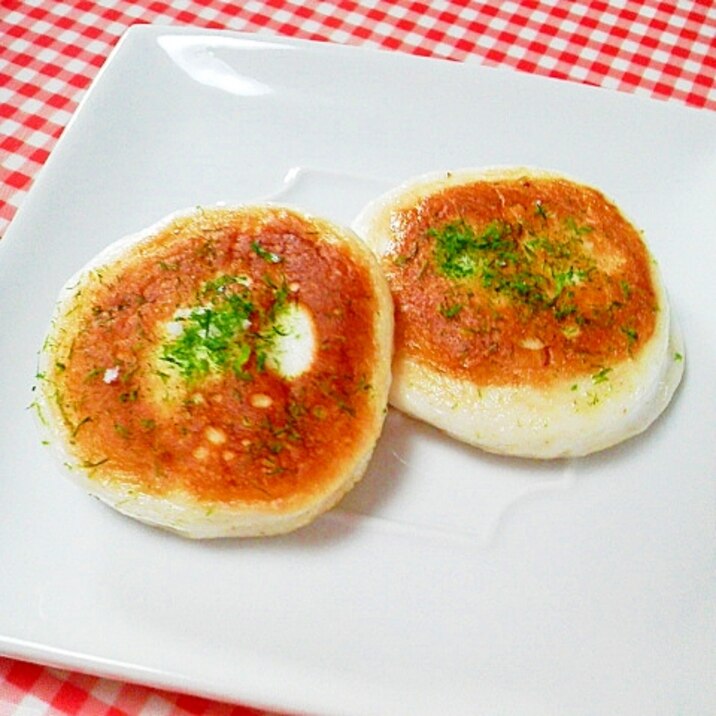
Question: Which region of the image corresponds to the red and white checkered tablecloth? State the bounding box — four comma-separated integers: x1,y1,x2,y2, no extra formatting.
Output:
1,1,714,714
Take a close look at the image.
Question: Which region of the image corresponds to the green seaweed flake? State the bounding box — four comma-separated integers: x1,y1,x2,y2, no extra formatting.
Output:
428,216,598,317
161,278,255,381
160,274,293,383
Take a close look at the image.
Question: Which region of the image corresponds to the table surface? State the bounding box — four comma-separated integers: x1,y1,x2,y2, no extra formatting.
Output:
1,1,714,714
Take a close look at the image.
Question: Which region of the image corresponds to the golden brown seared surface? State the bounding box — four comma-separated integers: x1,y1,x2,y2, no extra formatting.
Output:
382,177,658,386
44,207,381,505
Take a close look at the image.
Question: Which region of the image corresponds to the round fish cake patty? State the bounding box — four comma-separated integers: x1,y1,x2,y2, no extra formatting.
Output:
353,167,684,458
36,205,393,536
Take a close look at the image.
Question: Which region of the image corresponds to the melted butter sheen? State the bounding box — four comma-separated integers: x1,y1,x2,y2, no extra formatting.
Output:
48,209,378,503
385,178,658,386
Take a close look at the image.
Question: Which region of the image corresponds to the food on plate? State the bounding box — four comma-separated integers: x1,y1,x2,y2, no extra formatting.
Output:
352,166,684,458
35,205,393,537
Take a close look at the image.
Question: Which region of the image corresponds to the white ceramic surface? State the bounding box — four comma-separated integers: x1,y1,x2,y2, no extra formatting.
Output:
1,25,715,716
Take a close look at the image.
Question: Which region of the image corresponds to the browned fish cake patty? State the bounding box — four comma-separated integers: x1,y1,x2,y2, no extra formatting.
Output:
37,205,393,536
353,167,683,458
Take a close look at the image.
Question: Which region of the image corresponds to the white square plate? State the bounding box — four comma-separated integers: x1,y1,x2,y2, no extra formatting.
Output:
1,26,715,715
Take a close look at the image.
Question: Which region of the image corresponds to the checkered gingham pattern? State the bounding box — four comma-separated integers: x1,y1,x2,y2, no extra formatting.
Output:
1,0,715,713
0,657,272,715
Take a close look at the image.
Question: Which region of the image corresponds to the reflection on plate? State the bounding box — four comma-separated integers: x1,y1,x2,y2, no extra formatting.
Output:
0,25,715,716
